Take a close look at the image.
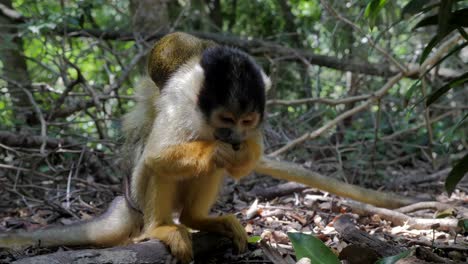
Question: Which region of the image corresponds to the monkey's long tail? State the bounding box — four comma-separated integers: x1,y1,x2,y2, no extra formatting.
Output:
0,196,142,249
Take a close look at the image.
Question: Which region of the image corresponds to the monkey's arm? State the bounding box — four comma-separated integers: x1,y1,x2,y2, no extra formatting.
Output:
143,141,217,179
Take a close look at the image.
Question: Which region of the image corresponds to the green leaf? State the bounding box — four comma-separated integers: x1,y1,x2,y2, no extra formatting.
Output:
420,32,449,64
248,236,261,243
414,8,468,29
445,153,468,196
402,0,430,17
365,0,388,29
422,41,468,76
458,27,468,41
441,112,468,143
451,112,468,134
376,250,412,264
458,219,468,231
436,208,455,218
404,79,421,104
426,72,468,106
39,165,50,172
288,232,340,264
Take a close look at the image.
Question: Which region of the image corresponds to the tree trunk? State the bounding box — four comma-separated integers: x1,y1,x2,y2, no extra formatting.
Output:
0,0,33,129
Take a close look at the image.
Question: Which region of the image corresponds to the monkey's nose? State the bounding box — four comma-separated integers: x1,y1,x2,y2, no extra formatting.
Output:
216,128,232,139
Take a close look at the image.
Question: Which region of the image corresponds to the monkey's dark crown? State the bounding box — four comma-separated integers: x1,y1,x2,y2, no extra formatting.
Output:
198,46,266,120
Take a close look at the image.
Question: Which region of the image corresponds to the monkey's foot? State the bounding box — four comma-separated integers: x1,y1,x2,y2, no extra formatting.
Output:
135,225,193,264
182,214,248,253
217,214,248,253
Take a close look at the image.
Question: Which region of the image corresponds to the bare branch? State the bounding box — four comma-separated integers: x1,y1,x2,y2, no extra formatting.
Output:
0,3,23,22
267,94,370,106
269,73,404,156
344,200,459,230
21,88,47,155
319,0,408,73
10,233,233,264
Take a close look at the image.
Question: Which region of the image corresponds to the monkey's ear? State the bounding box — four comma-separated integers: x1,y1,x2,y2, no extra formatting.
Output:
261,70,271,93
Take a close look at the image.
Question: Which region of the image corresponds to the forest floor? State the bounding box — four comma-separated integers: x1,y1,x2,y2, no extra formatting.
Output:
0,166,467,263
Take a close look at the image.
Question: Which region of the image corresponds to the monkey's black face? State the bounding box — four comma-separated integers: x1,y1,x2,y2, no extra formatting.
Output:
210,109,261,149
197,46,266,147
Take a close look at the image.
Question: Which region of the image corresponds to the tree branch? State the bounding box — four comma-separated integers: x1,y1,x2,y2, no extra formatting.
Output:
267,94,371,106
269,73,404,156
344,201,459,230
0,131,108,181
10,233,233,264
320,0,407,73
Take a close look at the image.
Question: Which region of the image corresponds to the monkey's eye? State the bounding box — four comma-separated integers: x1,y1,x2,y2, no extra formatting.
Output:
242,119,253,126
219,115,235,124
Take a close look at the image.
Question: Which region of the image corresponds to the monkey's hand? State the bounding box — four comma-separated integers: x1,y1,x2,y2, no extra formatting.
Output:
213,137,262,179
212,141,242,168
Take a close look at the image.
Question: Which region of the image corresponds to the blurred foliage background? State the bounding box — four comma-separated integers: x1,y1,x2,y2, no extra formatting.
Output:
0,0,467,205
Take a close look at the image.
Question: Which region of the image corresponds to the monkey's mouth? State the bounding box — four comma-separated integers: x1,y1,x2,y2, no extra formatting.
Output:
231,143,241,151
214,136,241,151
214,133,241,151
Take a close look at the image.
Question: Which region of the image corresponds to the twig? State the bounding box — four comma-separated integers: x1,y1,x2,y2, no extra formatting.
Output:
371,99,382,171
319,0,407,73
421,78,435,168
269,73,403,156
21,88,47,156
0,163,54,179
48,58,84,119
420,34,463,72
248,182,308,200
65,165,73,209
260,240,295,264
381,111,454,141
267,94,370,106
334,214,404,257
396,202,453,214
397,168,451,185
343,200,459,230
0,3,23,21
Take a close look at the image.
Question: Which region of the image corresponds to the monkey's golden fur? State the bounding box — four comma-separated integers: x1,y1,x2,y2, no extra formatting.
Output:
0,32,265,264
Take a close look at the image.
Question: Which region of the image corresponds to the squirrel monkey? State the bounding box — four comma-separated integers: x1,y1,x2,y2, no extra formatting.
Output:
0,32,270,263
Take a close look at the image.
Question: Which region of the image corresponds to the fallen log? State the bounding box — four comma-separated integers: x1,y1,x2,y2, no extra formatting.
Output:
9,233,232,264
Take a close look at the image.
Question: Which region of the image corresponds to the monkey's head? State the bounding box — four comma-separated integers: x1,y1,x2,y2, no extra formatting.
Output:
150,33,269,148
198,47,268,150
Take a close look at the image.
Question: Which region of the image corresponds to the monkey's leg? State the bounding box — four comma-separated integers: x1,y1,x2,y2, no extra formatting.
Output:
179,170,248,253
131,141,219,219
136,177,193,263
